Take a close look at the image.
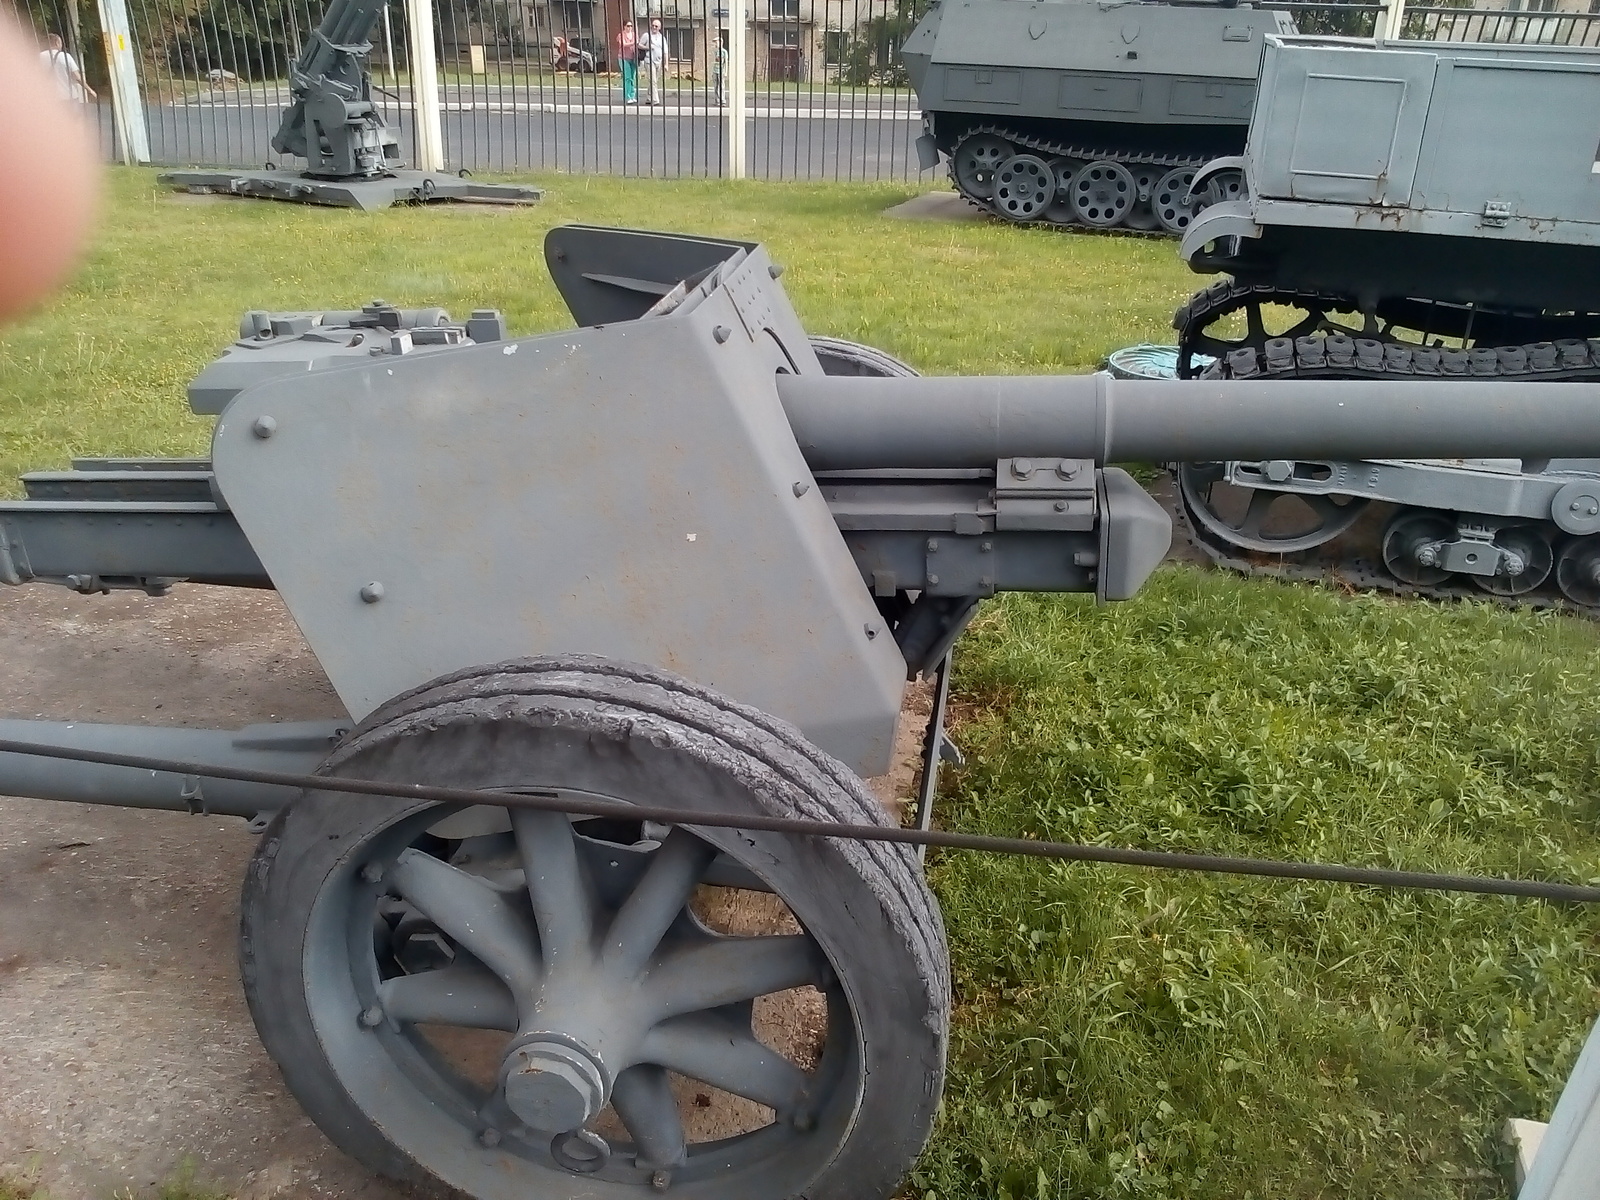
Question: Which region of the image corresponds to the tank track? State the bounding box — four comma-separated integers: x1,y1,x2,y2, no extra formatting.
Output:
1168,280,1600,617
948,122,1212,235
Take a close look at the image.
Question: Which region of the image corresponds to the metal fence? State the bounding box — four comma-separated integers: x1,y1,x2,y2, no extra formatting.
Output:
11,0,1600,182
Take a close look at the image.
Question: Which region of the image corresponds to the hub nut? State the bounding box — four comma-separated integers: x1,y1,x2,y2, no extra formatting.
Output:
501,1039,607,1132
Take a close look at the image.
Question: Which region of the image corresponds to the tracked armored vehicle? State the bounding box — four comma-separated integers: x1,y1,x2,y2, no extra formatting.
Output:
1172,35,1600,612
903,0,1294,232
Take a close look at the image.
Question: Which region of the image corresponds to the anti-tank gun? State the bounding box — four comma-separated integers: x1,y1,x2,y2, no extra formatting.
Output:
2,226,1600,1199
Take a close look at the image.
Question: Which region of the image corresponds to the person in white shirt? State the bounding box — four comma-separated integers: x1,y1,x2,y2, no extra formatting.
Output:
641,18,667,106
39,33,95,105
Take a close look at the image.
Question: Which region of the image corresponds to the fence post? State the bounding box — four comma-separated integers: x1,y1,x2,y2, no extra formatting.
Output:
405,0,447,172
727,0,747,178
94,0,150,164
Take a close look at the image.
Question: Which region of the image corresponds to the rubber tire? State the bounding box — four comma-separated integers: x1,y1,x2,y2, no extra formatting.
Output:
240,654,949,1200
809,335,920,379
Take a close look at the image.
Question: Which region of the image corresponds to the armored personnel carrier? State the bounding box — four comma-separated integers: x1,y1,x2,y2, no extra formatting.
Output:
903,0,1295,232
1172,35,1600,611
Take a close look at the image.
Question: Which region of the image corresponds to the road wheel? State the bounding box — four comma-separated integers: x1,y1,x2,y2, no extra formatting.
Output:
240,654,949,1200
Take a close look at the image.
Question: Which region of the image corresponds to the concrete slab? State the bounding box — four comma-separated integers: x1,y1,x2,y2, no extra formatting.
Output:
884,191,983,223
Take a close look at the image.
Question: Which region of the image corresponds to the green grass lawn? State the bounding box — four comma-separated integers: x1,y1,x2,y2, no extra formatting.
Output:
2,169,1596,1200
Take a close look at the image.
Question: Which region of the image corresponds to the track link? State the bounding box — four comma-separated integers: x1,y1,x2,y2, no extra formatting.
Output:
1169,280,1600,616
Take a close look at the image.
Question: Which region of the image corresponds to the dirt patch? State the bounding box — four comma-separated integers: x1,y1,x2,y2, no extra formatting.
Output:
0,583,936,1197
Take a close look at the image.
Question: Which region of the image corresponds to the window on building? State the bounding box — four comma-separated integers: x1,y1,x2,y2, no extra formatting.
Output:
770,0,800,17
560,0,593,30
769,26,799,46
823,29,847,63
666,25,694,59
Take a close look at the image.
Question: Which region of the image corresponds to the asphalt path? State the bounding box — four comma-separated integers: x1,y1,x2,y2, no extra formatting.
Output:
92,89,928,181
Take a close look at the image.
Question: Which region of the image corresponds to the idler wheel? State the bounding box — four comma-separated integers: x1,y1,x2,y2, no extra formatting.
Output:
239,656,949,1199
1177,461,1367,555
1556,537,1600,607
992,153,1054,222
952,133,1012,200
1070,160,1135,227
1153,167,1205,234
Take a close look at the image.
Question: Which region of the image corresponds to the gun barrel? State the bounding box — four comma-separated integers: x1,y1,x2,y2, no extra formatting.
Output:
778,376,1600,470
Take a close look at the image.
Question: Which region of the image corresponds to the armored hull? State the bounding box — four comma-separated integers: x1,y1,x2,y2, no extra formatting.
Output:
904,0,1294,233
1173,36,1600,613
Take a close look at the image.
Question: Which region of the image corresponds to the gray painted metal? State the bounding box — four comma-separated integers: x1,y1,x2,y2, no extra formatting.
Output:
776,376,1600,468
209,236,910,776
159,168,542,212
156,0,541,208
1182,36,1600,308
0,720,342,817
905,0,1295,229
1519,1018,1600,1200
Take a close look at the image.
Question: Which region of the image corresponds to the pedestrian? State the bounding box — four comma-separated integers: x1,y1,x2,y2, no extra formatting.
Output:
616,19,637,105
641,17,666,106
714,34,728,106
38,33,95,107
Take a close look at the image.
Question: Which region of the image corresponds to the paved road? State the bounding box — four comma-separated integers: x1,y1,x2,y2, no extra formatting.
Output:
93,91,929,181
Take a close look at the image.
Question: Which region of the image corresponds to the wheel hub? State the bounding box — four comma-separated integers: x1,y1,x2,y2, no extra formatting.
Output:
501,1035,609,1132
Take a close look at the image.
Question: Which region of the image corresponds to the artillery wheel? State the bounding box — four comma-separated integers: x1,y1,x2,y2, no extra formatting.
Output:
1556,537,1600,606
240,655,949,1200
809,335,919,378
1178,462,1368,555
951,133,1012,201
1153,167,1205,234
1381,510,1456,586
1070,160,1134,228
992,154,1054,222
1472,526,1554,597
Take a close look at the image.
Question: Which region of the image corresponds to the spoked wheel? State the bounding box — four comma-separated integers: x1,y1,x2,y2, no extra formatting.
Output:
1176,291,1362,379
241,656,949,1200
808,336,919,379
992,154,1054,222
1070,160,1134,228
1556,536,1600,606
1472,525,1554,596
1153,166,1205,234
1178,462,1368,555
1123,164,1164,231
1044,158,1079,223
951,133,1012,201
1381,509,1456,586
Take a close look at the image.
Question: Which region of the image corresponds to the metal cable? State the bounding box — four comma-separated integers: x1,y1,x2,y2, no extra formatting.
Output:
0,738,1595,903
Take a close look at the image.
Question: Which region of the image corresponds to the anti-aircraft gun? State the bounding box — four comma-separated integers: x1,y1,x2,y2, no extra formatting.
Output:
161,0,540,209
1171,35,1600,611
903,0,1295,233
2,226,1599,1199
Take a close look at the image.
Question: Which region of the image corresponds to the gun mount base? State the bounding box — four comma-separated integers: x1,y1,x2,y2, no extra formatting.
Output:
160,168,542,212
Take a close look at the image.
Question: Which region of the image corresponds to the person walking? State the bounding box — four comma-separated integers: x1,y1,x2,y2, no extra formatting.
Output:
641,17,666,106
713,33,728,106
38,33,95,107
616,19,637,105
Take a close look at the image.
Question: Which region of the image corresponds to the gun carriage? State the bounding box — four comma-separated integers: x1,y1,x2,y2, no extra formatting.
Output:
2,226,1598,1198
